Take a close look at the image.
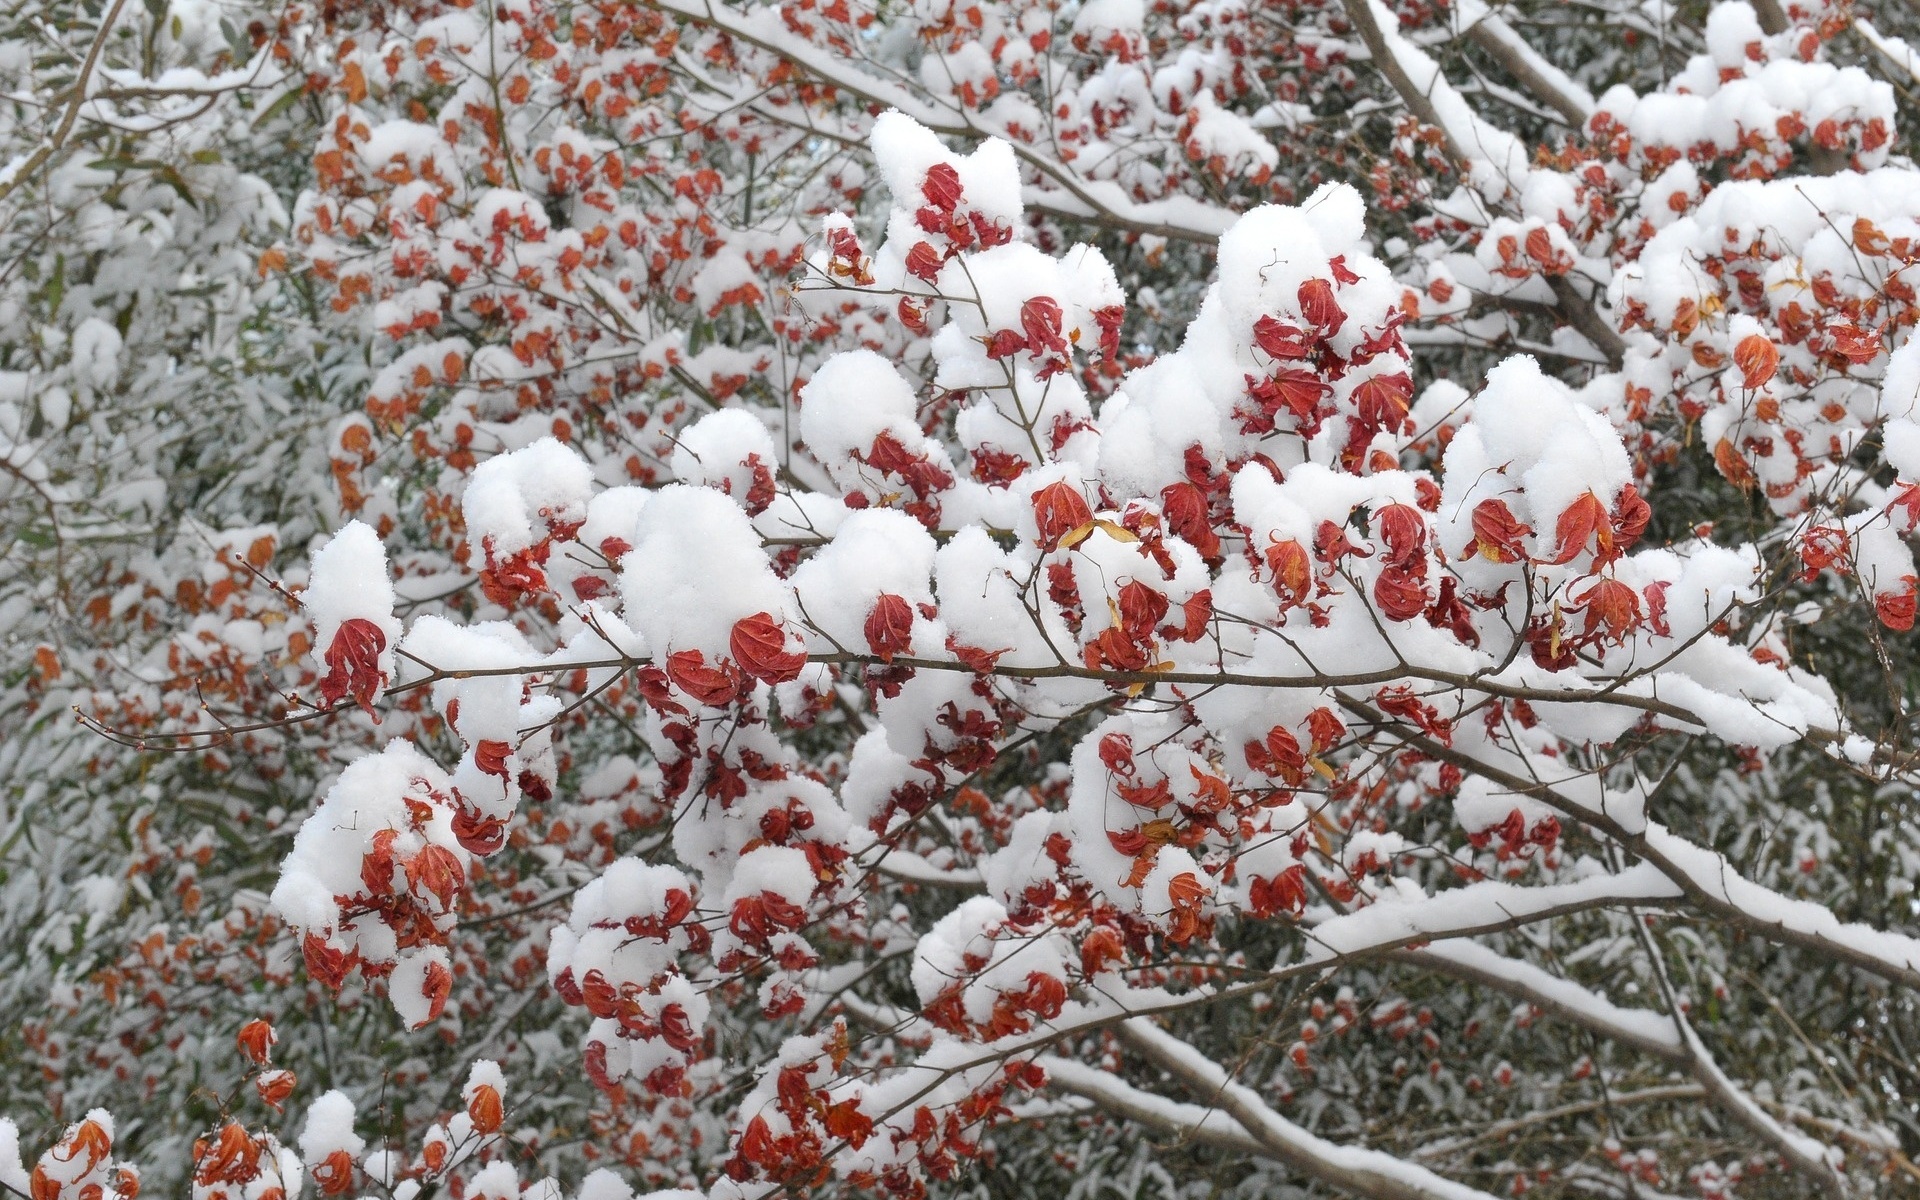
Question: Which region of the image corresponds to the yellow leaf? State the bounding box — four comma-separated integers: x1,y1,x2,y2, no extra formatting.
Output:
1058,521,1097,550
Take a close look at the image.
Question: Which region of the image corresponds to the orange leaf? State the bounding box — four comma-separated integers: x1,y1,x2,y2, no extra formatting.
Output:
1733,334,1778,390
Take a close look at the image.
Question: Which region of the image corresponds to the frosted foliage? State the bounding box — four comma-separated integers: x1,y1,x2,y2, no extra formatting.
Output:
13,0,1920,1195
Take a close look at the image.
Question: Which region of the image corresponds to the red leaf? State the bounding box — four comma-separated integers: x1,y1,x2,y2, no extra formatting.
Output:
659,1002,700,1052
1314,520,1369,565
1246,368,1331,432
731,612,806,684
1524,226,1557,267
1116,580,1168,638
318,617,387,715
864,593,915,662
1469,498,1533,563
417,960,452,1026
1265,538,1313,609
580,969,620,1018
921,162,963,211
1117,778,1172,810
1257,725,1306,784
1575,576,1643,644
945,634,1009,673
984,328,1026,359
1306,707,1345,753
1160,481,1221,561
1020,296,1067,354
667,648,746,706
1877,577,1918,631
738,1115,776,1167
1093,304,1125,359
1713,437,1756,490
1166,871,1207,907
1611,484,1651,550
404,843,465,911
824,1100,874,1149
1374,503,1427,568
474,739,512,777
1080,925,1127,974
1350,373,1413,431
302,934,355,991
312,1150,355,1197
1162,589,1212,642
1296,277,1346,335
1372,565,1427,621
1547,492,1613,565
1799,525,1850,579
903,241,944,281
1734,334,1778,390
256,1069,295,1112
467,1084,504,1134
236,1019,275,1065
1253,315,1313,359
452,806,508,856
1644,580,1673,637
1031,479,1093,550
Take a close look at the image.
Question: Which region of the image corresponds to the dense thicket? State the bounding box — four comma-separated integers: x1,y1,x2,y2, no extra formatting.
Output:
6,0,1920,1195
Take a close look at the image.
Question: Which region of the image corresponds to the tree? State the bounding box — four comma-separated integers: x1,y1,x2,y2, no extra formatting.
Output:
5,0,1920,1193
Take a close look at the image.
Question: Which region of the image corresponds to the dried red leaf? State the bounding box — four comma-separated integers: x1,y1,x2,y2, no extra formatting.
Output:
1733,333,1778,390
921,162,963,211
417,959,452,1026
1252,315,1312,360
1547,492,1613,565
1266,539,1313,609
467,1084,504,1135
1031,480,1093,551
1575,576,1643,644
666,648,746,707
731,612,806,684
864,593,915,662
1877,577,1918,631
404,843,465,911
1469,498,1533,563
1020,295,1067,354
1297,277,1346,335
236,1018,275,1065
318,617,387,715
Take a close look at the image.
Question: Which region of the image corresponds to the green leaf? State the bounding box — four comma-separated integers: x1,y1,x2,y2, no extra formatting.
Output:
250,86,303,129
85,157,166,173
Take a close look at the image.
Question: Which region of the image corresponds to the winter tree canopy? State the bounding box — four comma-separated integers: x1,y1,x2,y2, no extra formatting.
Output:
5,0,1920,1194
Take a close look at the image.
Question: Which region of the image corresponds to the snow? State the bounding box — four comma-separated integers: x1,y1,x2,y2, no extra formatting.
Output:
464,436,594,558
1408,940,1682,1055
1120,1018,1503,1199
1305,865,1682,963
1644,824,1920,978
303,519,402,692
390,945,453,1028
789,509,939,655
463,1059,507,1111
270,741,471,1023
618,485,796,657
671,409,780,509
0,1121,26,1197
299,1091,365,1162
